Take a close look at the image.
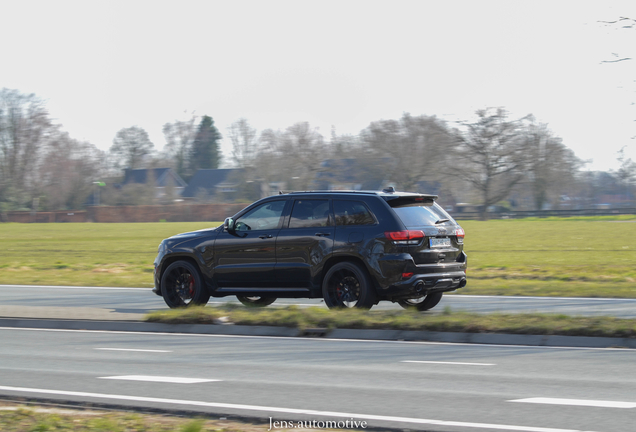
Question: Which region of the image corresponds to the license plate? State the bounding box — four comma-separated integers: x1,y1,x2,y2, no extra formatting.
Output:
430,237,451,248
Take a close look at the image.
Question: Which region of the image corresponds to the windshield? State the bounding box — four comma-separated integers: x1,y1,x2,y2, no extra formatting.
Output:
392,203,455,228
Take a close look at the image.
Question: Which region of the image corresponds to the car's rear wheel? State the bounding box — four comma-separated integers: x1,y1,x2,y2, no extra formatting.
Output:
398,292,443,311
322,262,376,309
236,296,277,307
161,260,210,308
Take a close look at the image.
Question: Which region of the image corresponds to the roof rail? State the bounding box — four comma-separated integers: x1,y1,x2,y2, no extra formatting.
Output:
285,190,379,195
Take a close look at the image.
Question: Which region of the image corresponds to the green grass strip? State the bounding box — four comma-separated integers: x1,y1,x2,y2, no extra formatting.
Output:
145,305,636,339
0,402,273,432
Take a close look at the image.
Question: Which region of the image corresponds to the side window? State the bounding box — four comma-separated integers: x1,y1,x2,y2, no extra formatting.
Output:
235,200,286,231
289,200,330,228
334,200,375,226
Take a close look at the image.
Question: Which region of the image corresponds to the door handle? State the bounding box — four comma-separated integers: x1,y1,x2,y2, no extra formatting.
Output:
259,234,273,239
315,232,330,237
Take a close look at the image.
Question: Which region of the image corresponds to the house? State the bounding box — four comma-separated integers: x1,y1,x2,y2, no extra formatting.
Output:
181,169,243,199
122,168,188,197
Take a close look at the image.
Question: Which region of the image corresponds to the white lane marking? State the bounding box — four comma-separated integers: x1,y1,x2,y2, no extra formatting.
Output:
95,348,172,353
0,285,149,291
402,360,495,366
510,398,636,409
0,385,597,432
0,327,634,352
99,376,219,384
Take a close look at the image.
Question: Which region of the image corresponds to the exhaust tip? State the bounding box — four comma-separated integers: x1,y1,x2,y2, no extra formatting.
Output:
458,278,467,288
415,281,425,293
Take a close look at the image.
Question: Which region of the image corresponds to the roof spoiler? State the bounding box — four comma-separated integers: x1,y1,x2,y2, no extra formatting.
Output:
383,194,438,207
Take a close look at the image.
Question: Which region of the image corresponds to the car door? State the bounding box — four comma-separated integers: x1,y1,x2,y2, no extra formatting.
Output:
212,199,287,288
332,198,379,258
275,198,334,289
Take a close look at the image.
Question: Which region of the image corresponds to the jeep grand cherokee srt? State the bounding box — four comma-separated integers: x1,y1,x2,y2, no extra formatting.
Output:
153,189,467,311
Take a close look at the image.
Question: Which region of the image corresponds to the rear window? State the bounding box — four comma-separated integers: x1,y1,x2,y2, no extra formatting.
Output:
289,199,330,228
392,203,455,228
334,200,375,226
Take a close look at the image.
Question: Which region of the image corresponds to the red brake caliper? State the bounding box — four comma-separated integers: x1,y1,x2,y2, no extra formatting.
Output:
188,275,195,297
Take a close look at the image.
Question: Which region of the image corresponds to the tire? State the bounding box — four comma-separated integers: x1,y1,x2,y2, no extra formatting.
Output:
398,292,443,311
322,262,376,309
161,260,210,308
236,296,277,308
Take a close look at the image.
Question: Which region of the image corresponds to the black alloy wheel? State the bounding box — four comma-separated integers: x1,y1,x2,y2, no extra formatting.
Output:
236,296,277,307
398,292,443,311
161,260,210,308
322,262,376,309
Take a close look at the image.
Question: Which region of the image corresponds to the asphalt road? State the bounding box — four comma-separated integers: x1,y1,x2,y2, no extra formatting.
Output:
0,326,634,432
1,284,636,318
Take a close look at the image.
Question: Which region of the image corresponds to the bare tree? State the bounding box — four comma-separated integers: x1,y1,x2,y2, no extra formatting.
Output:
523,119,583,210
614,146,636,205
162,114,197,179
109,126,154,170
39,131,105,210
453,108,530,219
599,17,635,63
256,122,327,191
228,118,258,169
0,88,52,210
361,113,454,191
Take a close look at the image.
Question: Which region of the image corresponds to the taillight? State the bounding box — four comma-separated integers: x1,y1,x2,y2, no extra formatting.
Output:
456,227,465,239
384,230,424,245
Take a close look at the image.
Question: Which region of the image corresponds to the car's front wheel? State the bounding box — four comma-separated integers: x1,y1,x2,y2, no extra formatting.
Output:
322,262,376,309
398,292,443,311
161,260,210,308
236,296,277,307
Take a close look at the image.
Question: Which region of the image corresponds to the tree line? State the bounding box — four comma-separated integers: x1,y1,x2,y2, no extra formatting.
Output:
1,87,633,218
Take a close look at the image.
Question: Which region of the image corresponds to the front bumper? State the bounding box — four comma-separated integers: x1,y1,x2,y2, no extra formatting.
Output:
152,260,162,296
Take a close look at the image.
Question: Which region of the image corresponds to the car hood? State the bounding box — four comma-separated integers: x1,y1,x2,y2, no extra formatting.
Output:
168,226,220,240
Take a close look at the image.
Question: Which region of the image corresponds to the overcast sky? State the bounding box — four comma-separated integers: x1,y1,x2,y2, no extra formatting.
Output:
2,0,635,171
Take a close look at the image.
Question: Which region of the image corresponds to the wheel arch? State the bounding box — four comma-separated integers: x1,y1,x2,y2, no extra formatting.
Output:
157,254,209,295
320,255,380,296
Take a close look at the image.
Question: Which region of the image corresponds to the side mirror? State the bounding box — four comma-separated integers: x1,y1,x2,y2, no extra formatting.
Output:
224,217,235,233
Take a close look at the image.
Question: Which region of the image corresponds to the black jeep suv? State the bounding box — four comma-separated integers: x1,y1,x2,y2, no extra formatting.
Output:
153,189,467,311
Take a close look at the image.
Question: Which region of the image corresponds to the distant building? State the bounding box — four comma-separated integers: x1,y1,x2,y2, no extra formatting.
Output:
122,168,188,198
181,169,242,199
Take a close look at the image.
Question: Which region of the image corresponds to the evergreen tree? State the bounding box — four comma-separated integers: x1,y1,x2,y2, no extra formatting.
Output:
190,115,222,171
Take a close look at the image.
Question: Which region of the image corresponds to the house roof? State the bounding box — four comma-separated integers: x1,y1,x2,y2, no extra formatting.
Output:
181,169,242,197
122,168,187,188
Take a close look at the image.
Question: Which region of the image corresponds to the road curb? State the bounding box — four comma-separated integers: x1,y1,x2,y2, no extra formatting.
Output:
1,317,635,348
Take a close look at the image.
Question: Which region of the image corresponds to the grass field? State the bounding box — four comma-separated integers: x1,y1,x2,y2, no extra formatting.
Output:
1,217,636,298
461,217,636,297
0,222,212,287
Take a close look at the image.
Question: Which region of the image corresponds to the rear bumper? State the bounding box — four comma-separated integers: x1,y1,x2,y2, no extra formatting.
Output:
384,270,467,300
376,252,467,301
